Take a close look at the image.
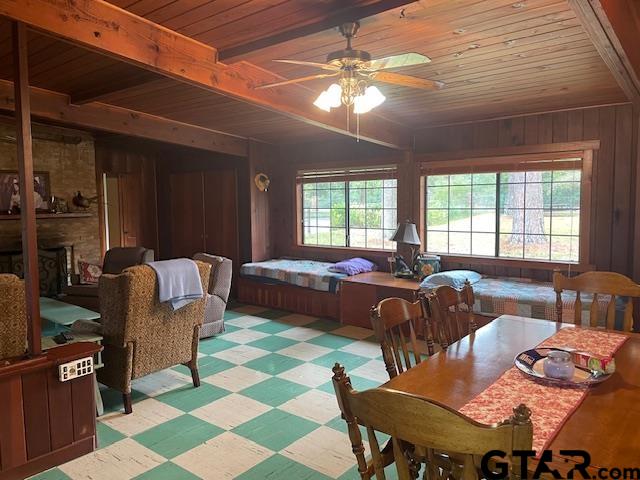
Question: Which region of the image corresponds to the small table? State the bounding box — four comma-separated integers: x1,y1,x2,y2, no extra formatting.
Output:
340,272,421,328
40,297,104,416
40,297,101,326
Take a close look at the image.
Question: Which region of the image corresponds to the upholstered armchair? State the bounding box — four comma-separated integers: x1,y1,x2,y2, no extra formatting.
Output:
63,247,155,311
97,261,211,413
0,274,27,360
193,253,232,339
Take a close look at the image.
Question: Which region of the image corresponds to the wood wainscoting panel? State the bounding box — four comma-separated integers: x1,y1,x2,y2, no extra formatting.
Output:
0,342,100,480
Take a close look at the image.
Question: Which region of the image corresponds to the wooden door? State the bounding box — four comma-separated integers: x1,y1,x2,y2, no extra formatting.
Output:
118,173,142,247
169,172,206,258
203,169,239,267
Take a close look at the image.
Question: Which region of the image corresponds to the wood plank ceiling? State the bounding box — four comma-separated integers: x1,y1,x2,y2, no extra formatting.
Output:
0,0,628,145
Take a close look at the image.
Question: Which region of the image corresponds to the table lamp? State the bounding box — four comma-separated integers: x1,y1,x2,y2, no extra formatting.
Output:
390,221,421,278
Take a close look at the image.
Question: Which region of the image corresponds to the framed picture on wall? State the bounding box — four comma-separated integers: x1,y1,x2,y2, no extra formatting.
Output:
0,170,51,214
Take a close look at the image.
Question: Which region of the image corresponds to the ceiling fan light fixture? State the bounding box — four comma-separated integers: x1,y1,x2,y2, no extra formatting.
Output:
353,85,386,114
313,83,342,111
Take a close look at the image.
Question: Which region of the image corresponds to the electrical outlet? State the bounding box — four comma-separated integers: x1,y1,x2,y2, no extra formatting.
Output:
59,356,94,382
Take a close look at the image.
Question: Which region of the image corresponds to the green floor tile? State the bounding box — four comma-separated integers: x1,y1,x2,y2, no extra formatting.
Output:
224,309,247,320
306,318,341,332
156,383,230,412
220,324,241,334
233,409,319,451
250,321,294,334
99,386,147,413
174,356,234,378
339,464,401,480
133,414,224,459
96,422,126,449
312,351,370,371
256,308,291,320
27,468,72,480
239,377,309,407
247,334,297,352
237,454,331,480
307,333,356,350
243,353,304,375
198,337,240,355
133,461,202,479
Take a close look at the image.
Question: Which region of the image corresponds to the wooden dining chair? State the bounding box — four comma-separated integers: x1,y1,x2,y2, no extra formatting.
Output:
370,298,431,379
429,281,477,350
332,364,533,480
553,270,640,332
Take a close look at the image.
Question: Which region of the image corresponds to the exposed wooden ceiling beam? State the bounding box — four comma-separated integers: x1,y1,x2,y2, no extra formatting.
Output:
568,0,640,108
0,79,249,156
0,0,410,150
71,71,159,105
218,0,417,63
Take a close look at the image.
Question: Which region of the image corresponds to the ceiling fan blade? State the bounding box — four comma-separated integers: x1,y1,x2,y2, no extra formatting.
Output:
273,59,340,71
371,71,444,91
255,72,339,89
362,52,431,71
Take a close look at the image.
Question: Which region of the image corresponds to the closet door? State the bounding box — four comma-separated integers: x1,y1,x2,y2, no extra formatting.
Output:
203,169,239,265
118,173,142,247
169,172,206,258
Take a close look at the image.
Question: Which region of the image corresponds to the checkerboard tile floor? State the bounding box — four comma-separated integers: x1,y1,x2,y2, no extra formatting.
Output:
30,305,400,480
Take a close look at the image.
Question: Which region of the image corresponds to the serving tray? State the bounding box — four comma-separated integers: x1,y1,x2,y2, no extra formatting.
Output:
514,348,612,387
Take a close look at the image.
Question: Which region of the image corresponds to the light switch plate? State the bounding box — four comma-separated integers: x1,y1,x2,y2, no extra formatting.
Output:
59,356,94,382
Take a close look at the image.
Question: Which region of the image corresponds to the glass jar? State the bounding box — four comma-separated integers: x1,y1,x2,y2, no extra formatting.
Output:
543,350,575,380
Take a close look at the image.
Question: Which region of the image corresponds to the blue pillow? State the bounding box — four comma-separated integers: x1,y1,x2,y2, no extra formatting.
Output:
329,257,377,276
420,270,482,290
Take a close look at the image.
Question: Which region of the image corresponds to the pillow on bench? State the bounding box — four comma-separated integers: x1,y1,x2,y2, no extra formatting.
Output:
329,257,377,276
420,270,482,290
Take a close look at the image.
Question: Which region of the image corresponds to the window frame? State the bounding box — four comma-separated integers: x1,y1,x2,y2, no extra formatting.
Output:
419,142,596,268
296,166,398,252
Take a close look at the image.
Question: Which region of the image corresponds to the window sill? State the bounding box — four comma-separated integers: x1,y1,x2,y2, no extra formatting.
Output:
294,244,394,255
434,254,594,272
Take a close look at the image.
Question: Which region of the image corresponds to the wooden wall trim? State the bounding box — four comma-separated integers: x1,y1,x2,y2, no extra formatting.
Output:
0,80,249,157
415,140,601,162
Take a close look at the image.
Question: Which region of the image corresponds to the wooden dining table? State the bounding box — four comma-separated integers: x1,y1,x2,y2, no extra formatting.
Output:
383,315,640,475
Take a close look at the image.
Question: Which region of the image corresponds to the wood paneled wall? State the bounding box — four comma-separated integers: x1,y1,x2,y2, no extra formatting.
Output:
269,105,639,281
415,105,639,279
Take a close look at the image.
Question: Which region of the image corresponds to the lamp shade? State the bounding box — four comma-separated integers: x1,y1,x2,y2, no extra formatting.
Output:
390,221,421,246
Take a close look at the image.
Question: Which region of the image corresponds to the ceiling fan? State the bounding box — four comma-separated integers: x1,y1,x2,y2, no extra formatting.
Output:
256,21,444,114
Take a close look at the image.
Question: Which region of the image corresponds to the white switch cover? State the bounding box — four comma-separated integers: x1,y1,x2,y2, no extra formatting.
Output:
59,356,94,382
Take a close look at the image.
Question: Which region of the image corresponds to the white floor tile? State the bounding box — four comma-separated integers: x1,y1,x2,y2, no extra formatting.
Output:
219,328,270,345
211,344,269,365
100,398,183,436
277,313,317,326
59,438,165,479
276,342,333,362
340,340,382,359
331,325,374,340
225,315,270,329
350,359,389,383
279,389,339,424
191,393,272,430
203,365,270,392
282,426,365,478
276,326,325,342
277,363,334,388
130,369,192,397
173,432,273,479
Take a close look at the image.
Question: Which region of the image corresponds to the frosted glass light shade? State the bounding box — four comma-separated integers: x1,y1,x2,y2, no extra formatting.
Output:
353,86,386,114
313,91,332,111
313,83,342,111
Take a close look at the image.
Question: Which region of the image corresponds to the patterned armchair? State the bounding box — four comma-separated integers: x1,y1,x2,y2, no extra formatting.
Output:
193,253,232,339
97,261,211,413
0,274,27,360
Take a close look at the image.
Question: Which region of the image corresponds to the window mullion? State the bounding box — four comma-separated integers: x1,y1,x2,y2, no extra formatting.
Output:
495,173,501,257
345,182,350,247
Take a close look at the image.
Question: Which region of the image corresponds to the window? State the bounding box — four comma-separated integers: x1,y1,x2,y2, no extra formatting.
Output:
425,168,582,262
300,168,397,250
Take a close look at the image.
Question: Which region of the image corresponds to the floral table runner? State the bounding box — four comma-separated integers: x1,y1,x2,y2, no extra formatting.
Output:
459,327,628,454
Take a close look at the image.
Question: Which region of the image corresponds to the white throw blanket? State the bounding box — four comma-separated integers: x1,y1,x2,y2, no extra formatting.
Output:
148,259,203,310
